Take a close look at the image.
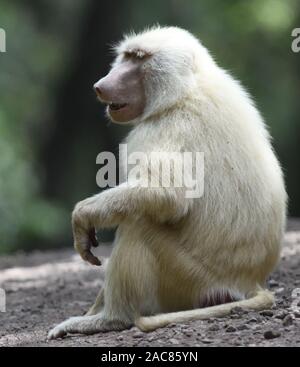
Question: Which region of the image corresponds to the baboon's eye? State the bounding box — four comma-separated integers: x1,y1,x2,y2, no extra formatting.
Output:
123,49,151,61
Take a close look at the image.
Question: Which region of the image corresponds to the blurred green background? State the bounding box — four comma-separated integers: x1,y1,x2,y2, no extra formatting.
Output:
0,0,299,253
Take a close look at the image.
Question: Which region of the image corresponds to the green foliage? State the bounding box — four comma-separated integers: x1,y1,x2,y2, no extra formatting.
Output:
0,0,79,252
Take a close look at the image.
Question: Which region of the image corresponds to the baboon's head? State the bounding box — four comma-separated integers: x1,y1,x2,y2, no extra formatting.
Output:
94,26,213,124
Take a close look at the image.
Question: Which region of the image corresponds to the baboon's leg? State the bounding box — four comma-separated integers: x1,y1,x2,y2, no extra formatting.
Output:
85,288,104,316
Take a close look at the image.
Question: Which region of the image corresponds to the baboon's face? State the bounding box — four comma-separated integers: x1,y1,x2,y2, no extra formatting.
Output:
94,54,147,123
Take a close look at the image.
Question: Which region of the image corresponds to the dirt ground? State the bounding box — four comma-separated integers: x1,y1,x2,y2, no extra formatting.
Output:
0,219,300,347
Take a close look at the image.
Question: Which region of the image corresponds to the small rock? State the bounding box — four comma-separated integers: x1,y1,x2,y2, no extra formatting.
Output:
208,324,220,332
268,280,279,287
260,310,274,317
230,314,241,319
282,314,294,327
263,330,281,339
180,325,190,330
246,317,258,323
275,287,285,294
293,311,300,318
201,339,213,344
236,324,249,331
233,341,242,346
226,326,237,332
169,338,180,345
230,306,247,315
275,311,289,320
133,332,144,338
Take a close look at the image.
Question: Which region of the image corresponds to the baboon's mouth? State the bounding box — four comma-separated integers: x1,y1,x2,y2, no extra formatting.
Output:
108,102,128,111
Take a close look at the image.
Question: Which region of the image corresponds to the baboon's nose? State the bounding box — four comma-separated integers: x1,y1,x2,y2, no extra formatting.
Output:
93,83,102,97
93,78,111,101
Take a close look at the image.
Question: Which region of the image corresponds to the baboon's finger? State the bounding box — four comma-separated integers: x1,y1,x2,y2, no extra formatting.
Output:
83,249,102,266
88,228,99,247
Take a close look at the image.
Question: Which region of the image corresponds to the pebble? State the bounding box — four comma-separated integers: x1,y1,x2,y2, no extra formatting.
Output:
230,314,241,319
133,332,144,338
233,341,242,346
275,311,289,320
169,338,180,345
268,280,279,287
246,317,258,323
275,287,285,294
201,339,213,344
230,306,247,315
208,324,220,332
226,326,237,332
236,324,249,331
260,310,274,317
282,314,294,327
264,330,281,339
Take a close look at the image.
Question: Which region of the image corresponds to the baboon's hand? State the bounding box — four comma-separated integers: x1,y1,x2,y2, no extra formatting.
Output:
72,198,101,266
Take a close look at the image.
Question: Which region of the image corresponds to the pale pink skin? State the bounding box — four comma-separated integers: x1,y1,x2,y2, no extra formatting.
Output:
93,57,146,123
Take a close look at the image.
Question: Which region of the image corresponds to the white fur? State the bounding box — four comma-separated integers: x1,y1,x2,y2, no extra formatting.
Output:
48,26,286,339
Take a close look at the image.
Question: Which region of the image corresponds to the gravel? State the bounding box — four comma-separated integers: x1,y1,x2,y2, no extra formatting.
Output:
0,220,299,347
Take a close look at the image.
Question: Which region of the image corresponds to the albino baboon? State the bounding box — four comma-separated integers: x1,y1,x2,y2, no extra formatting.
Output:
48,26,286,339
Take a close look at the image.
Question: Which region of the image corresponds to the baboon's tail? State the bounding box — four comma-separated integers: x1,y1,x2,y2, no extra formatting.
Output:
135,288,274,332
